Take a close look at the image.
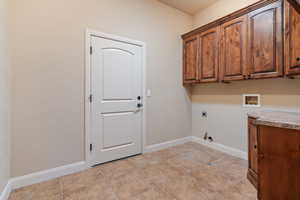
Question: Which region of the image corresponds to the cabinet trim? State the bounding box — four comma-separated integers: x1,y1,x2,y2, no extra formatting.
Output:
182,0,279,40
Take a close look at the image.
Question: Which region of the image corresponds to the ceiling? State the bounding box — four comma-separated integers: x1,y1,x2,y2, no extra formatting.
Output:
158,0,219,15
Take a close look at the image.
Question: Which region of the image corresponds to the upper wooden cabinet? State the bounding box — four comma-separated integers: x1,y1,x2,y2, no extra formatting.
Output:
247,1,283,79
183,35,198,84
220,15,247,81
198,26,220,83
287,0,300,13
285,0,300,76
182,0,300,85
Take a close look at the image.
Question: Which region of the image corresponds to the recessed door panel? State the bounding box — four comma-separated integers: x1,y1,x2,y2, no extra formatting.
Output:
102,112,135,149
258,126,300,200
285,1,300,75
103,49,134,100
183,36,198,83
247,1,283,79
220,15,247,81
199,26,219,82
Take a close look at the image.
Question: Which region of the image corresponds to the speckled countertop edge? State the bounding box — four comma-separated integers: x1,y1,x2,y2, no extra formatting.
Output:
248,111,300,131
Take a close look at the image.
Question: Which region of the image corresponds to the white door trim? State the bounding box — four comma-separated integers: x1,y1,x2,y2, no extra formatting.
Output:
85,29,147,167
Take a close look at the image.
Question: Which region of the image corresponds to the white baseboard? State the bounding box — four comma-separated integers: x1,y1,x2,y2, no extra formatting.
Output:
143,136,247,160
10,161,88,190
144,136,194,153
192,136,248,160
0,181,12,200
3,136,246,199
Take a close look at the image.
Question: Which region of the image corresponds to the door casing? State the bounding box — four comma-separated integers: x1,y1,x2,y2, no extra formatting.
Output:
85,29,147,167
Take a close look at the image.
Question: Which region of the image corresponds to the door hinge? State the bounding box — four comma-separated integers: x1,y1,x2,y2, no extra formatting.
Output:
90,144,93,152
90,46,93,55
89,94,93,103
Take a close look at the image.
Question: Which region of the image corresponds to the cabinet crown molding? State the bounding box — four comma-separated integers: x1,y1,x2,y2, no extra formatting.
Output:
182,0,279,40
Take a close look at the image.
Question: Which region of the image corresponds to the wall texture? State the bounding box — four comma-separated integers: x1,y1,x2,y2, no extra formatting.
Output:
192,79,300,151
0,0,10,193
191,0,300,152
10,0,193,177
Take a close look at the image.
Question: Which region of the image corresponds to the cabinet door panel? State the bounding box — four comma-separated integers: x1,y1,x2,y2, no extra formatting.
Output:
248,119,258,174
258,126,300,200
285,0,300,76
199,27,219,82
183,36,198,83
248,1,283,79
220,15,247,81
248,118,258,189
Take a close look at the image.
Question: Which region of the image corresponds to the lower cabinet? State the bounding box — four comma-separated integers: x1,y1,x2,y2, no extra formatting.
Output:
248,117,300,200
247,118,258,189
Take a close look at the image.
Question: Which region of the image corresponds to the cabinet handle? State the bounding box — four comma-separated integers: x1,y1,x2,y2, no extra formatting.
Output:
254,145,257,149
297,57,300,62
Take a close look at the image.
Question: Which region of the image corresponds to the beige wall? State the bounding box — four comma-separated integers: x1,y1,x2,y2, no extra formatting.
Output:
10,0,193,177
192,79,300,151
192,79,300,107
0,0,10,193
191,0,300,151
9,0,300,178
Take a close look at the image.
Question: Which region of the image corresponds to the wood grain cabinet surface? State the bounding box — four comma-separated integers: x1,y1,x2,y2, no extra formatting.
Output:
287,0,300,13
247,118,258,189
220,15,248,81
247,117,300,200
247,1,283,79
198,27,220,83
183,35,198,84
285,0,300,76
182,0,300,85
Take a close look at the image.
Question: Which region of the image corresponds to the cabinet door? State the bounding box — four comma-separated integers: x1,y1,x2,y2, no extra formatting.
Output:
285,0,300,76
220,15,248,81
248,118,258,188
183,35,199,84
198,26,220,82
258,126,300,200
247,1,283,79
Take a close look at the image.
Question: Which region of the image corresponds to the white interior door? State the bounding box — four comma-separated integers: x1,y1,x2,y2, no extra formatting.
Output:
91,35,143,165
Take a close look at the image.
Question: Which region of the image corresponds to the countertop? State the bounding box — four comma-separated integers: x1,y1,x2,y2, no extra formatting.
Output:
248,110,300,131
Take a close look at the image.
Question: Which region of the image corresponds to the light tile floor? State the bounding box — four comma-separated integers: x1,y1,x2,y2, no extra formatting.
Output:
9,142,257,200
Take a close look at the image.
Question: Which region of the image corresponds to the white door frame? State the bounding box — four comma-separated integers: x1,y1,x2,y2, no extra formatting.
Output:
85,29,147,167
